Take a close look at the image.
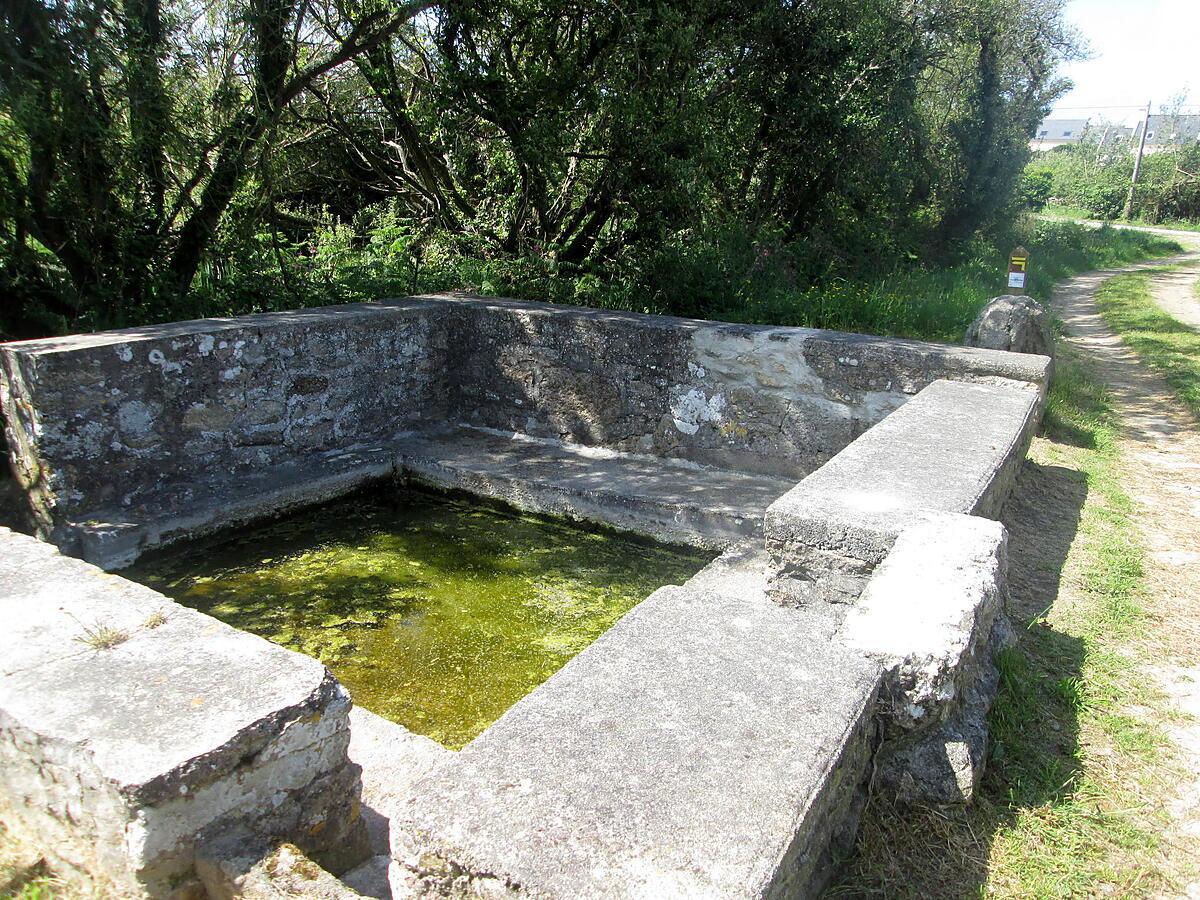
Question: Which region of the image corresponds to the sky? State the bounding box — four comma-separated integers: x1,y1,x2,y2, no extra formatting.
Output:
1050,0,1200,126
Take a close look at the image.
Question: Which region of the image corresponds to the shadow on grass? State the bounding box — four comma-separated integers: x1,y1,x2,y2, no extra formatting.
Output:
825,457,1088,898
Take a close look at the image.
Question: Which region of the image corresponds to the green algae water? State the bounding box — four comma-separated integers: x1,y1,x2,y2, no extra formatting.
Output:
125,486,708,749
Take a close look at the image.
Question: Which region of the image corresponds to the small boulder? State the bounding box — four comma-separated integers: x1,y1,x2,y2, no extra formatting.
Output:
965,295,1053,358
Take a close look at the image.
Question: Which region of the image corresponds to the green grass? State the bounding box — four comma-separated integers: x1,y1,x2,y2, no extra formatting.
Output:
1042,202,1099,222
831,341,1193,897
1095,269,1200,417
0,822,61,900
653,220,1182,342
1044,203,1200,234
9,885,56,900
982,346,1170,896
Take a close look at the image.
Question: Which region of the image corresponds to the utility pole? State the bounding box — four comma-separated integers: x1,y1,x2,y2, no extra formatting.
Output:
1124,100,1151,219
1094,124,1111,167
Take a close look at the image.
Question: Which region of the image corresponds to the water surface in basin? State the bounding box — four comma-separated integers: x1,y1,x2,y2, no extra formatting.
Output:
125,485,708,749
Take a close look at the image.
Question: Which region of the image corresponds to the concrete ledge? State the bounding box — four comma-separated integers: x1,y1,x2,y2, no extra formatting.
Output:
393,425,793,551
389,549,882,898
0,528,369,897
764,379,1040,603
843,516,1010,803
56,425,792,570
66,445,398,570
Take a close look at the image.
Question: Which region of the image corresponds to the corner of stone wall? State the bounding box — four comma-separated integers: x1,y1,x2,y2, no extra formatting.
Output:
841,515,1011,804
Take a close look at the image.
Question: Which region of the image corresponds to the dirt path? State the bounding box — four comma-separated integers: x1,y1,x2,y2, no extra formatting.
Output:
1051,248,1200,897
1150,265,1200,331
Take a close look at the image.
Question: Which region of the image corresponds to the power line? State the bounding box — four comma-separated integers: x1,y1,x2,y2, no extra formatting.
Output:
1051,105,1147,110
1050,104,1200,112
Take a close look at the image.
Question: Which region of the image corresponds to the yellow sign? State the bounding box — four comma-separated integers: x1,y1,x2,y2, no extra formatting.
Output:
1007,246,1029,294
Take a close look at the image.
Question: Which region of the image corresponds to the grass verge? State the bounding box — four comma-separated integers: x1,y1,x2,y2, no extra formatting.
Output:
828,341,1194,897
1043,204,1200,234
635,220,1182,342
1094,269,1200,418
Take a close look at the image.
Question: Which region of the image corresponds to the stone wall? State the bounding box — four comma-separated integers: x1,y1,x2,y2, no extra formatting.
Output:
0,294,1055,897
0,303,449,538
448,297,1051,478
1,294,1050,555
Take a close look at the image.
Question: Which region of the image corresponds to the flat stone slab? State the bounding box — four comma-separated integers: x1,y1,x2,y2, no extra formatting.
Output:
764,379,1039,601
67,425,794,569
390,549,882,898
0,528,364,895
393,425,794,549
62,444,398,569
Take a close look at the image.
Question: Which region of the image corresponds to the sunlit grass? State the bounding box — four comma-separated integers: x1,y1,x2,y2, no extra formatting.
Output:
1043,204,1200,234
1095,269,1200,418
640,221,1182,342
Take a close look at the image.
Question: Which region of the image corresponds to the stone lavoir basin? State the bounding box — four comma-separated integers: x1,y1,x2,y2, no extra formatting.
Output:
0,292,1055,897
122,484,708,750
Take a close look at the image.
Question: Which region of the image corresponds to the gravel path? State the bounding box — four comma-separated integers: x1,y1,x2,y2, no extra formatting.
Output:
1051,250,1200,898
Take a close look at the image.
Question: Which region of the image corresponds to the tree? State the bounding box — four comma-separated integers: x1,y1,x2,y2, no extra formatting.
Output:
0,0,427,332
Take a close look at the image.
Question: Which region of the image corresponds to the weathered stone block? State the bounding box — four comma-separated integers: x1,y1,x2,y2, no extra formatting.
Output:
182,402,235,433
196,836,367,900
391,552,883,899
0,528,369,897
965,294,1054,359
764,379,1040,605
840,516,1011,804
843,516,1007,732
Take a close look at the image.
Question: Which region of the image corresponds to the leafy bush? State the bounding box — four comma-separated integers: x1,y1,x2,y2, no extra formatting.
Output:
170,212,1178,345
1020,170,1054,211
1028,135,1200,224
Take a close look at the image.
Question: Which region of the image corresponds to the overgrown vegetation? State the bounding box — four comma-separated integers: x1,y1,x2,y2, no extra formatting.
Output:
1095,268,1200,417
1,0,1082,338
1023,107,1200,224
830,342,1196,896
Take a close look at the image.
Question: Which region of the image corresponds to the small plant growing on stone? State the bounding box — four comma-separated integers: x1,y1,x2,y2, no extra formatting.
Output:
143,609,168,629
73,620,130,650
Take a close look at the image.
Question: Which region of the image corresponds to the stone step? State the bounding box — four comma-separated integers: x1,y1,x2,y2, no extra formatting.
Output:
391,425,796,550
66,424,795,570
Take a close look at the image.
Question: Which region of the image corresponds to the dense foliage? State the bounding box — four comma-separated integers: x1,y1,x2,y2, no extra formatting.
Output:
1024,118,1200,223
1,0,1080,338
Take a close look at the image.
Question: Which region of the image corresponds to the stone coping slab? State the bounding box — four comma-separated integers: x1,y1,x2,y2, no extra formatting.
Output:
394,425,794,550
0,527,366,895
1,293,1055,392
843,515,1010,803
390,548,883,899
764,379,1040,602
67,425,794,569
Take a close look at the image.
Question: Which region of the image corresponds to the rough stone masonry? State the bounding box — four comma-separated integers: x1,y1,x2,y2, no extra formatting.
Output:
0,293,1051,898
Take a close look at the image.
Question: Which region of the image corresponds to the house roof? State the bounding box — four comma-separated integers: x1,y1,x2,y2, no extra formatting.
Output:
1135,114,1200,145
1034,119,1089,141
